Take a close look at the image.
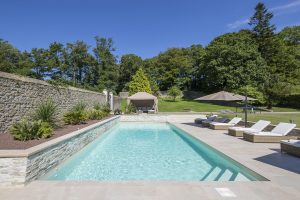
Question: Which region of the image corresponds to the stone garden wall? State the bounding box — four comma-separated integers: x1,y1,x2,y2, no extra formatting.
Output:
0,116,120,186
0,72,121,133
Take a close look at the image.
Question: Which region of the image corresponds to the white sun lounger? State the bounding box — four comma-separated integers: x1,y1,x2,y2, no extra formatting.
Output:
202,117,227,127
244,123,297,143
210,117,242,130
195,115,218,124
228,120,271,137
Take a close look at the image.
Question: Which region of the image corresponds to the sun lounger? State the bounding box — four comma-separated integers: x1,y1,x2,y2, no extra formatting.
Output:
228,120,271,137
243,123,297,143
202,117,228,127
194,115,218,124
281,139,300,157
210,117,242,130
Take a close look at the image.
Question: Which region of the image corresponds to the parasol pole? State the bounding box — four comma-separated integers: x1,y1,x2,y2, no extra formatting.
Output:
245,93,248,127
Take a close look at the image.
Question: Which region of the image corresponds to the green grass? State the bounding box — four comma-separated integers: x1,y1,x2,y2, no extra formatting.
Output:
220,113,300,127
121,99,127,113
159,99,244,112
158,98,300,113
269,107,300,112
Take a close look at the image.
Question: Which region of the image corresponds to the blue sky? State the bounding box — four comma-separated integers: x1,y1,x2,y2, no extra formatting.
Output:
1,0,299,59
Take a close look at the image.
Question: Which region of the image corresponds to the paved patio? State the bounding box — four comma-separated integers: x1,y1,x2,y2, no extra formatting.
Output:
0,116,299,200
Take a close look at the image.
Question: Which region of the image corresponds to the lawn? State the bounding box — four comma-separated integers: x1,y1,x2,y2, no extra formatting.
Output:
220,113,300,127
158,98,300,113
158,99,238,112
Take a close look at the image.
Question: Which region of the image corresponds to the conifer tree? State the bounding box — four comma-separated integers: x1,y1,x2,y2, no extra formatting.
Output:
128,68,152,95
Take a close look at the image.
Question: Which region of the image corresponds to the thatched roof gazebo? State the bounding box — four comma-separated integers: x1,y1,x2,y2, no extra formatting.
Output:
127,92,158,113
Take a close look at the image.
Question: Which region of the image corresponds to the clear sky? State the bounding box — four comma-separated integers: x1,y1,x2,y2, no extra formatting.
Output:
1,0,299,59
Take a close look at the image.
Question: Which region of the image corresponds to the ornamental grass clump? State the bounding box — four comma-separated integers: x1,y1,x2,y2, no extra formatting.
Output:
32,99,58,127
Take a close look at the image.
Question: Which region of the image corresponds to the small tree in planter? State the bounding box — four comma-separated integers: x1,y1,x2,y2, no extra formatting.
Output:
167,86,181,101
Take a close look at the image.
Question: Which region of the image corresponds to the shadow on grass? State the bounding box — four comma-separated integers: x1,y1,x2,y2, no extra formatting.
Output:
254,148,300,174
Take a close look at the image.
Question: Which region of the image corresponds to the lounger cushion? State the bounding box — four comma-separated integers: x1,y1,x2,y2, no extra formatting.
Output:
247,132,284,136
271,123,296,136
230,127,259,133
281,140,300,147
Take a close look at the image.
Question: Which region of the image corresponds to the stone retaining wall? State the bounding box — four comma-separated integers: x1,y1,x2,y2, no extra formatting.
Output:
0,72,121,133
0,116,120,186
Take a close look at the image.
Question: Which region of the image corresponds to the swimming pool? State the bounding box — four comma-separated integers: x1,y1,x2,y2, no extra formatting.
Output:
42,122,267,181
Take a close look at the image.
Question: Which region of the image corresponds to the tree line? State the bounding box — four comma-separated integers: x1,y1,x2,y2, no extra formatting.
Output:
0,3,299,108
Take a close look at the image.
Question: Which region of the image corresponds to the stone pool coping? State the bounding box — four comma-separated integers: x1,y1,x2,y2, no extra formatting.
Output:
0,116,120,158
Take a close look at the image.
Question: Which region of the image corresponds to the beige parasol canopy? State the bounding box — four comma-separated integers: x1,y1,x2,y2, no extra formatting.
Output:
195,91,256,101
127,92,158,113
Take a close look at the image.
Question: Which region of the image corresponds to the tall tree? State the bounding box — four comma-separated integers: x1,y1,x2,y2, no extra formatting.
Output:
30,48,48,79
93,36,119,91
65,41,90,86
249,3,298,108
118,54,142,92
47,42,66,80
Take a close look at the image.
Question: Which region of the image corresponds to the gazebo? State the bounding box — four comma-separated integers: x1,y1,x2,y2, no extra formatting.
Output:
127,92,158,113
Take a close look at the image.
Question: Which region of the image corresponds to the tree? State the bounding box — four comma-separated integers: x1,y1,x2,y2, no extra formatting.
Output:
118,54,142,92
202,30,268,92
249,3,298,108
65,41,90,86
145,48,193,90
30,48,48,79
167,86,181,101
249,2,276,62
93,36,119,91
46,42,66,80
0,39,32,74
128,68,152,95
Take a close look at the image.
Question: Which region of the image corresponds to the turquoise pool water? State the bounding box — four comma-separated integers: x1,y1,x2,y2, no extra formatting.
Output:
42,122,266,181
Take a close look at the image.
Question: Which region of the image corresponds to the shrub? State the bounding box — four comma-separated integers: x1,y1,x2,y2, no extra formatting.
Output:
63,102,87,125
167,86,182,101
32,99,58,126
87,109,105,120
125,103,136,114
101,104,111,114
236,85,266,105
37,122,53,138
93,102,102,110
10,120,53,141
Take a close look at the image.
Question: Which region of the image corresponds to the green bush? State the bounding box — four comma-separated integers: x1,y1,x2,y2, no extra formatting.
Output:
236,85,266,105
87,109,105,120
101,104,111,114
10,120,53,141
37,122,53,138
93,102,102,110
167,86,182,101
63,102,87,125
125,103,136,114
32,99,58,126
